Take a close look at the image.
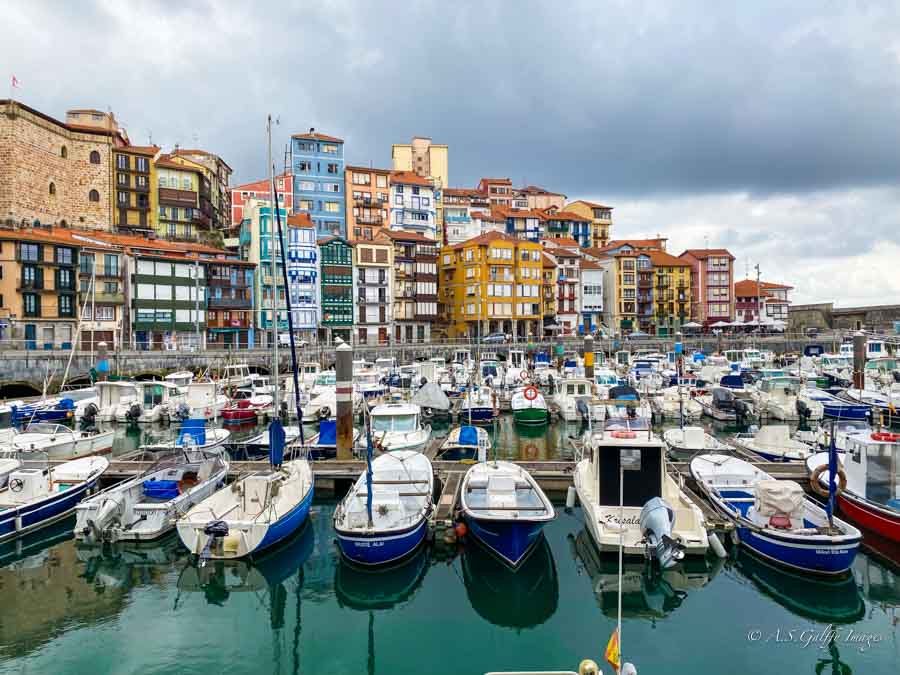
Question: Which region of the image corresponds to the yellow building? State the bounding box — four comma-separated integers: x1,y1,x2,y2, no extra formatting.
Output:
112,145,159,235
646,250,692,337
162,153,216,244
439,231,543,339
564,200,613,248
541,252,558,324
154,155,209,242
392,136,448,240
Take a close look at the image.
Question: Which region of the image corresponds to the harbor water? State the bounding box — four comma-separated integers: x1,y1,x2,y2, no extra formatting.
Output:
0,419,898,674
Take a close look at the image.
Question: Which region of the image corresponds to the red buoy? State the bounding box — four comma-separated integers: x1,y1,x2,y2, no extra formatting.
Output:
454,522,468,538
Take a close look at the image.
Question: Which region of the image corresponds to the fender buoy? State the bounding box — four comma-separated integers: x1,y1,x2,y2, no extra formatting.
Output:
611,430,637,439
524,386,538,401
871,432,900,443
810,464,847,498
523,443,539,460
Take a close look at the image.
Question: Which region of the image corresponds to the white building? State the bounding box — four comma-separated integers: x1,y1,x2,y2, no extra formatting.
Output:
543,239,582,335
580,260,605,334
389,171,437,240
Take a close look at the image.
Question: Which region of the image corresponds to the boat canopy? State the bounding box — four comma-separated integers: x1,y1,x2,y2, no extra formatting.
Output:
318,420,336,446
411,382,451,412
458,426,478,447
177,419,207,446
608,385,638,400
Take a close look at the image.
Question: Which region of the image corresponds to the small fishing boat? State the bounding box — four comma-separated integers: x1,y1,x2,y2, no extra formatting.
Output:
840,389,900,428
177,422,314,560
139,419,230,454
370,403,431,453
691,454,861,575
697,387,752,423
221,396,273,424
574,421,709,562
663,426,731,461
510,385,550,426
437,425,491,463
603,384,651,424
94,381,138,422
458,385,496,424
807,431,900,542
411,382,452,420
3,423,114,460
333,450,434,566
0,455,109,543
460,460,555,567
74,449,229,543
228,426,303,460
171,382,228,421
800,388,869,421
754,376,823,421
116,381,182,423
733,425,812,462
553,377,598,422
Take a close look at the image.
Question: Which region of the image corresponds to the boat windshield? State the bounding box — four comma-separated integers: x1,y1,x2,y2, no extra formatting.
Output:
595,373,618,385
603,417,650,431
23,423,66,435
860,442,900,506
372,414,418,433
315,373,336,386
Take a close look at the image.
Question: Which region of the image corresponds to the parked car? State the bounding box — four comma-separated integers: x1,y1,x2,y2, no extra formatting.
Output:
482,333,508,344
278,333,310,348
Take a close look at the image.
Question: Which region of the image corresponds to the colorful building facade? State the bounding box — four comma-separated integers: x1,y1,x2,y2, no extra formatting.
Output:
345,166,391,242
318,236,353,344
382,230,438,343
389,171,437,240
564,201,613,248
291,131,345,238
353,238,393,345
679,249,735,327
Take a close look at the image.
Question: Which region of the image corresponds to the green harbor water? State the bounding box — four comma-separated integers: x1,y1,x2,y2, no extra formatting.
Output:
0,418,898,674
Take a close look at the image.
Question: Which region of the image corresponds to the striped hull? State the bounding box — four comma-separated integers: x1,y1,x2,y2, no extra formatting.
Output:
513,407,549,426
734,525,860,575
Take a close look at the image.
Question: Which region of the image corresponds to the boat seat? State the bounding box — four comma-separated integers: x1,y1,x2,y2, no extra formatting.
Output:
467,476,489,490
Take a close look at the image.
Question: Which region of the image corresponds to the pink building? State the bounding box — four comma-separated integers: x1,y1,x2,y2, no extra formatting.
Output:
679,248,735,327
230,174,293,225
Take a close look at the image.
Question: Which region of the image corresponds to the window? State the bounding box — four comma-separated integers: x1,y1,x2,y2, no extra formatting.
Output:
328,163,339,174
136,175,148,188
49,182,56,196
96,306,114,321
376,175,387,188
136,157,148,172
297,161,311,171
60,146,67,159
23,293,39,317
89,150,101,164
159,206,168,219
57,268,74,290
89,189,100,202
324,201,340,213
56,247,73,265
117,155,128,170
117,191,127,205
321,144,338,154
59,295,74,317
299,180,315,191
298,199,313,210
183,177,191,190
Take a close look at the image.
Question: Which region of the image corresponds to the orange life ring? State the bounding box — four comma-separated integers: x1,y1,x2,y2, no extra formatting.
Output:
810,464,847,497
524,386,538,401
611,430,637,439
523,443,539,460
871,432,900,443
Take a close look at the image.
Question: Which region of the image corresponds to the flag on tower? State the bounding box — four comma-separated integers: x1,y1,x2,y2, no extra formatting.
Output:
11,75,19,88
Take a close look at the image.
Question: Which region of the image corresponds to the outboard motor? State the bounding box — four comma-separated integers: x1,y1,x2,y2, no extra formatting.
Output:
125,402,142,422
733,398,749,426
639,497,685,570
576,398,589,425
200,520,230,566
84,494,125,542
893,371,900,384
81,402,99,430
173,402,191,421
796,399,811,432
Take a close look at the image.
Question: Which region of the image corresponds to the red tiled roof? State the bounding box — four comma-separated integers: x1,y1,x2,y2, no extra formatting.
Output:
171,149,233,172
345,165,391,174
680,248,734,260
734,279,793,296
568,200,614,210
390,170,432,187
449,230,535,250
581,260,604,270
118,145,160,156
646,250,692,267
761,280,794,290
541,253,557,268
478,177,512,185
287,213,314,228
155,154,203,172
379,229,436,243
517,185,566,196
543,236,581,248
445,187,482,197
547,210,591,222
292,132,344,143
232,174,291,191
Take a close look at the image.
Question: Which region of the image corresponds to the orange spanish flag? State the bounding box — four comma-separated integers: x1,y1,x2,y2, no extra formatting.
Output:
605,627,620,672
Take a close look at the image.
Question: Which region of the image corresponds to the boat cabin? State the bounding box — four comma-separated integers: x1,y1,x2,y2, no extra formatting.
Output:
222,364,251,385
845,433,900,509
374,357,396,374
590,432,665,509
615,351,631,367
370,403,422,433
481,360,500,381
164,371,194,389
96,381,138,408
757,376,801,396
135,381,180,407
453,349,471,365
508,349,526,369
186,382,218,408
299,362,321,379
353,359,375,374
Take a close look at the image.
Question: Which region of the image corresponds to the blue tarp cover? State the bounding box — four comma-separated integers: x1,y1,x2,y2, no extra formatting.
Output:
458,426,478,447
178,419,207,446
143,479,179,499
720,374,744,389
318,419,336,446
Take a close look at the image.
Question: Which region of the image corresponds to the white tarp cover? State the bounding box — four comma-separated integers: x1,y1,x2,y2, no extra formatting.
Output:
755,479,805,517
411,382,451,412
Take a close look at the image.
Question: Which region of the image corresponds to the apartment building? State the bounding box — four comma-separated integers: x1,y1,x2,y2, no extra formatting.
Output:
382,230,438,343
345,165,390,242
679,249,735,327
353,238,393,345
291,130,346,238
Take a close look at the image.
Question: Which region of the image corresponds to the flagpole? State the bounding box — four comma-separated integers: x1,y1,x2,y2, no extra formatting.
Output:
617,462,624,675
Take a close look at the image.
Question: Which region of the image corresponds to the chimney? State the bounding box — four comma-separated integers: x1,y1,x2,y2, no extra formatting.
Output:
309,127,315,134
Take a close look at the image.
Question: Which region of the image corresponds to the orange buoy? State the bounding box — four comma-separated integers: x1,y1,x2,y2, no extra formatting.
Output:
454,522,468,538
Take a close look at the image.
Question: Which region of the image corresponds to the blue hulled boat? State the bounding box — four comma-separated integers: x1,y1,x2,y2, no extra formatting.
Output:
460,460,554,568
691,454,860,575
801,388,870,420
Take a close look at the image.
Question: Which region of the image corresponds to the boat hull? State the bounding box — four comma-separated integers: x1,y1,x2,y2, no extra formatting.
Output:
251,483,314,556
464,515,546,568
459,407,495,424
0,473,102,543
512,407,549,426
837,492,900,543
335,518,428,566
733,525,860,576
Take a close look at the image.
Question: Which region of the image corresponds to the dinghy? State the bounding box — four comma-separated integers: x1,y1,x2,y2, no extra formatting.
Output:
460,461,555,567
0,455,109,543
437,425,491,463
663,426,731,461
139,419,230,454
176,422,314,560
733,425,812,462
75,449,229,543
333,450,434,566
691,454,861,575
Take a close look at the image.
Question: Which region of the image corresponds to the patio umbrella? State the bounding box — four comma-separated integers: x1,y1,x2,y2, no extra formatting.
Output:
682,321,702,329
710,321,729,328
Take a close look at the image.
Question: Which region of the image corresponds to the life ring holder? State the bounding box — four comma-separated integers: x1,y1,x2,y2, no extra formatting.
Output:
809,464,847,498
523,386,539,401
523,443,539,460
519,370,529,382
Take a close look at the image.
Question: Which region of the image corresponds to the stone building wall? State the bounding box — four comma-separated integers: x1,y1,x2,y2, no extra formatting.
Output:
0,102,113,231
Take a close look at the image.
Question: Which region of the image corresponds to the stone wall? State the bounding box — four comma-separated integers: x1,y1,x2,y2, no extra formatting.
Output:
790,302,900,333
0,102,112,230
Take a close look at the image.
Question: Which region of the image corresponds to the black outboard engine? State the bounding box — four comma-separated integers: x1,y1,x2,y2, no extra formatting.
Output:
125,402,142,422
81,402,99,430
894,371,900,384
796,399,811,432
733,398,749,426
173,402,191,421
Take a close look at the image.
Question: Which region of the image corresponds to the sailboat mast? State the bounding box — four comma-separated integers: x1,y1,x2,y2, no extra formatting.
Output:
268,115,280,413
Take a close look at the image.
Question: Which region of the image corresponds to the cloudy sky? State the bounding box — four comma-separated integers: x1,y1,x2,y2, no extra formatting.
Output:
4,1,900,305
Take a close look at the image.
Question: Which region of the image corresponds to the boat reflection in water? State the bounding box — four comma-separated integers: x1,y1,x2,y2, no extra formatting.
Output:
853,539,900,629
462,535,559,629
334,545,430,610
76,532,185,591
570,528,723,620
176,519,315,611
732,548,865,624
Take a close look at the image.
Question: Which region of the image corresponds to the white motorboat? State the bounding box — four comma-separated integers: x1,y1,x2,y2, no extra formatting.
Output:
115,381,183,423
74,449,229,543
221,363,253,388
177,454,314,560
552,377,599,423
370,403,431,453
140,419,230,454
0,455,109,542
754,376,823,421
164,371,194,393
663,426,731,460
173,382,228,420
574,421,709,558
733,425,813,462
603,384,652,424
510,386,550,426
4,423,114,460
94,381,138,423
651,386,703,422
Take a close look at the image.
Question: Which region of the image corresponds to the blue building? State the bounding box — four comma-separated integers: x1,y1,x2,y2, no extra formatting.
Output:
291,129,346,238
545,211,593,248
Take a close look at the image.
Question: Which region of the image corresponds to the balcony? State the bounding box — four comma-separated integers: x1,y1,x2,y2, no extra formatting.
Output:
357,214,383,225
208,275,249,288
193,213,212,229
80,289,124,304
159,187,198,207
355,197,386,208
208,296,252,309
